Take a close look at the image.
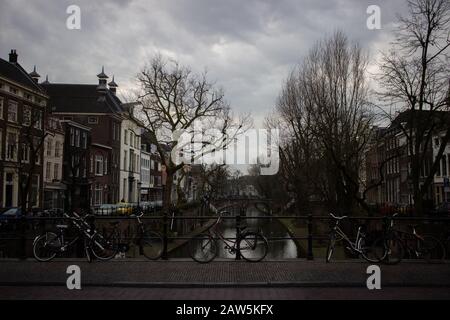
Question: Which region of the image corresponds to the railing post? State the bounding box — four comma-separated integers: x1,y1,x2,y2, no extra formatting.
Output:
161,209,168,260
235,211,241,260
307,214,314,260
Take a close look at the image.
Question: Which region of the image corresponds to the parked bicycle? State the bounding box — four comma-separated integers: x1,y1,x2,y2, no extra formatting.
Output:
90,208,164,260
372,213,445,264
188,212,269,263
32,212,104,262
326,213,386,263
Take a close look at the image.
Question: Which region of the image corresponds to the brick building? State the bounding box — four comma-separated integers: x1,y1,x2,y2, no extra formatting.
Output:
0,50,48,210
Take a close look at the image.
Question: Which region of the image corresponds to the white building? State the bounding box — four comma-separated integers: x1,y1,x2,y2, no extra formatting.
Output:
433,131,450,205
119,105,141,203
140,148,151,201
43,117,65,210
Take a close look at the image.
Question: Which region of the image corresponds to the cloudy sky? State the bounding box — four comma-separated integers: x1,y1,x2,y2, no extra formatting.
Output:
0,0,408,127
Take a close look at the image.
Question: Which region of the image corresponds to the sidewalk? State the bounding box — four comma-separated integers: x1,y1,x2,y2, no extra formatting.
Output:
0,259,449,288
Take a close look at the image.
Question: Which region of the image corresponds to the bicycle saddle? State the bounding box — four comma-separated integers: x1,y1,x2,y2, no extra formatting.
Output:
56,224,68,229
329,213,347,220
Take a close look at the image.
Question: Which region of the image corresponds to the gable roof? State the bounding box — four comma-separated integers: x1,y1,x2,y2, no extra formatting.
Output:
0,57,46,94
42,83,124,114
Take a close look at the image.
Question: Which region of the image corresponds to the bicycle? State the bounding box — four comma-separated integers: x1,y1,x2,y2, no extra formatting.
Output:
326,213,386,263
373,215,445,263
32,212,98,262
370,213,404,265
90,208,164,260
188,213,269,263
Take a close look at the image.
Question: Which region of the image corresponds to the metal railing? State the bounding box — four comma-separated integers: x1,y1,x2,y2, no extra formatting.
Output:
0,208,449,260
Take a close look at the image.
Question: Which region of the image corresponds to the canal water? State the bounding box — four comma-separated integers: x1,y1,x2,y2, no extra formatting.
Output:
170,205,298,259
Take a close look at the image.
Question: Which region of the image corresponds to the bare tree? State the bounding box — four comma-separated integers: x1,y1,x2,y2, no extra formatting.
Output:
274,31,376,214
135,54,249,210
16,109,46,213
377,0,450,214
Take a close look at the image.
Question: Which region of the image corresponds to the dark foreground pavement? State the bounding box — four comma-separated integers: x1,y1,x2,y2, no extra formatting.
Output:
0,259,449,299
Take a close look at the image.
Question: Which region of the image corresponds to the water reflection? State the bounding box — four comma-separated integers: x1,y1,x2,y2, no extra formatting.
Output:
171,205,298,259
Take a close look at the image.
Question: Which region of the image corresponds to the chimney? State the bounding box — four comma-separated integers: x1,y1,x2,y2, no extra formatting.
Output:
97,66,108,94
108,76,118,95
29,66,41,83
9,49,18,63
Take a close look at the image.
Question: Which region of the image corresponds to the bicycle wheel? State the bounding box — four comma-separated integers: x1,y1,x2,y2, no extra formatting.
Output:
90,232,118,261
33,232,59,262
360,236,386,263
238,232,268,262
383,235,404,265
326,233,336,263
418,235,446,262
189,233,217,263
141,230,164,260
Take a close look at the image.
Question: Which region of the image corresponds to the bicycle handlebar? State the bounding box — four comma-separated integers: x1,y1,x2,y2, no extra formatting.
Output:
329,213,348,220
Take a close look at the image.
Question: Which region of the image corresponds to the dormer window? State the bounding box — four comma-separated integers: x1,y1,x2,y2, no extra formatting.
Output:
88,116,98,124
9,86,18,94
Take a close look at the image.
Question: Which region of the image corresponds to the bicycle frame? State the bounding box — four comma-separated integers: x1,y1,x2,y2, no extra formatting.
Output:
207,216,239,252
331,222,365,254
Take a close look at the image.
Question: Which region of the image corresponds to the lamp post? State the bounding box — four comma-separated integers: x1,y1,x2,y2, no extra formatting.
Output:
161,165,168,260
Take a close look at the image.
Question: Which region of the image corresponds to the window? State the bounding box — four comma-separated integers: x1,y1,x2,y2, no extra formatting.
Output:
81,132,87,149
88,117,98,124
9,86,17,95
95,184,103,205
23,106,31,126
33,110,42,129
0,97,3,119
112,123,116,140
124,150,127,171
54,163,59,180
20,144,29,163
90,156,94,173
6,130,18,160
70,128,75,146
82,157,87,178
55,141,61,157
124,130,128,145
95,155,104,176
75,129,80,147
104,158,108,175
7,101,17,122
47,139,53,156
46,162,51,181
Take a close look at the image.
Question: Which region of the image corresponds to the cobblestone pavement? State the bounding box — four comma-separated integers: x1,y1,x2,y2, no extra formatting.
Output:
1,286,449,300
0,259,449,287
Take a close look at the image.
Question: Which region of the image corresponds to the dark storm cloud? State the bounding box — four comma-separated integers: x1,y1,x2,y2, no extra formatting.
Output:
0,0,408,126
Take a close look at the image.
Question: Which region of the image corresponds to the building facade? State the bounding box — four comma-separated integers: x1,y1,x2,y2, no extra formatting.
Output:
43,116,65,210
60,120,91,210
43,69,123,206
119,107,141,203
0,50,48,210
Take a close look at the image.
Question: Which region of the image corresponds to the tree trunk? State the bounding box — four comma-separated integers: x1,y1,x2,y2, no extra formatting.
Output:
163,173,173,211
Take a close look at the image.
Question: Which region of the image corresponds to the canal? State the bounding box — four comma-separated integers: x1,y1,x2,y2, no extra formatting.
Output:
170,205,298,259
